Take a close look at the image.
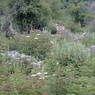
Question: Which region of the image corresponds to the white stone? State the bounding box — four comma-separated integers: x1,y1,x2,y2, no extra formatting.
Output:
34,37,38,40
31,74,37,77
44,72,48,75
26,36,30,38
36,72,42,75
50,41,54,44
37,34,40,36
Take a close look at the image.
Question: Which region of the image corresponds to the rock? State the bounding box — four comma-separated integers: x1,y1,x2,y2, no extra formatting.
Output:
7,51,32,59
7,50,43,69
26,36,30,38
31,72,48,79
8,51,20,58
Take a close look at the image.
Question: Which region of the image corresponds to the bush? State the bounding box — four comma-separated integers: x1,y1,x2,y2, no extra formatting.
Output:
65,19,84,33
48,24,57,34
11,0,51,33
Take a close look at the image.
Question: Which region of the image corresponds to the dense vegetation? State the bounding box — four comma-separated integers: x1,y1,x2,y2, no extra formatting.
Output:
0,0,95,95
1,0,95,33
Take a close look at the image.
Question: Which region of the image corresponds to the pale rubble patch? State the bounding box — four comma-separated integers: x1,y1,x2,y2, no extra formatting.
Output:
50,41,54,44
34,37,38,40
7,51,32,59
31,72,48,79
52,74,56,77
56,62,59,65
37,34,40,36
6,51,44,69
26,36,30,38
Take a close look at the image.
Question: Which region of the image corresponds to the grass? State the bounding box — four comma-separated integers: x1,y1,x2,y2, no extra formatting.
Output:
0,30,95,95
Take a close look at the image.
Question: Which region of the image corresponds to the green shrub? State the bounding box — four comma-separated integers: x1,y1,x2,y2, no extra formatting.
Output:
65,20,83,33
11,0,51,33
48,24,57,34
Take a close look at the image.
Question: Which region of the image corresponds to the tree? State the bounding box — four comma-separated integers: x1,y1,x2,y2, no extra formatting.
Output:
11,0,52,33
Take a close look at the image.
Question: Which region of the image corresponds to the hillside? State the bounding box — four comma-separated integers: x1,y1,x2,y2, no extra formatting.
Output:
0,0,95,95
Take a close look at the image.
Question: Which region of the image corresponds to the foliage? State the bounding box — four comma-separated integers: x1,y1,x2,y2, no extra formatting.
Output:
11,0,52,33
64,18,84,33
48,23,57,34
0,0,92,33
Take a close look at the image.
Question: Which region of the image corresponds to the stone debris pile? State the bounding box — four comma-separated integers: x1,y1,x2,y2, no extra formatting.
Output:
7,50,43,69
7,50,32,59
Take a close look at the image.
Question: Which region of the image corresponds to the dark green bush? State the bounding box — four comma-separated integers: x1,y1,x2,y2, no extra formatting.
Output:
48,23,57,34
50,25,57,34
11,0,51,33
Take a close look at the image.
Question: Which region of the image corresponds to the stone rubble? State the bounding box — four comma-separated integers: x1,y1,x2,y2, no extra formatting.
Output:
7,50,43,68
